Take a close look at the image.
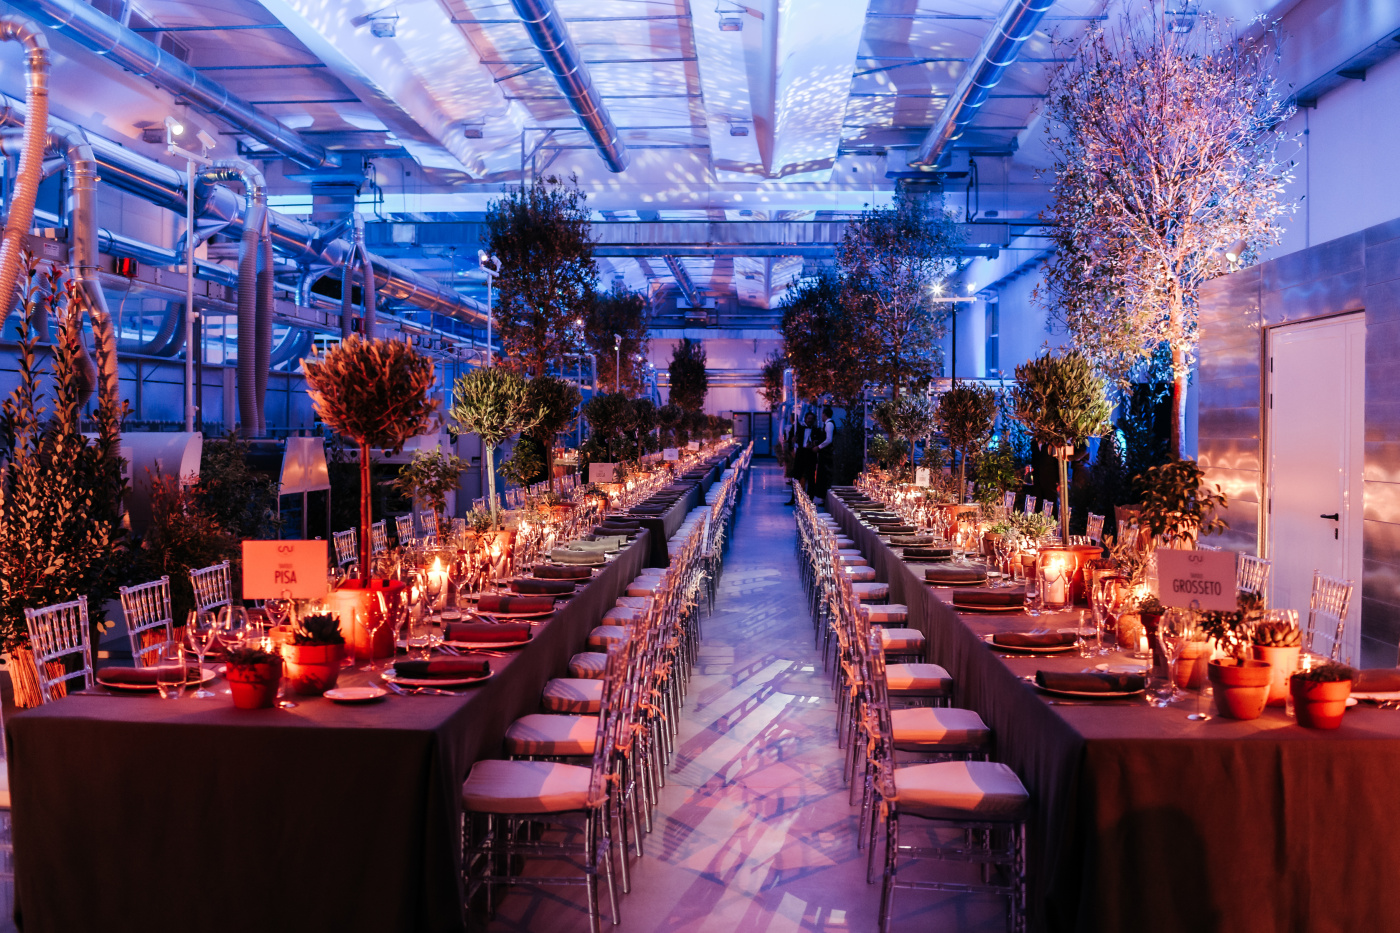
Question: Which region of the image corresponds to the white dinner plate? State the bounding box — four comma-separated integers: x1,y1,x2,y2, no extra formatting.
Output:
1095,662,1149,674
475,609,555,620
1351,691,1400,702
382,669,493,688
983,633,1076,652
445,637,532,650
324,686,388,703
955,601,1022,613
1035,683,1146,699
96,666,217,692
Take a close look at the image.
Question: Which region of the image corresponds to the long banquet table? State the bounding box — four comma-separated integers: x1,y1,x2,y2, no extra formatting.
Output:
6,531,650,933
829,492,1400,933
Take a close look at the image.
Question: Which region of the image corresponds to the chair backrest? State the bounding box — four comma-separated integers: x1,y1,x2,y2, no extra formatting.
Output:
1236,554,1272,598
23,596,94,703
418,510,440,539
1042,498,1055,518
1003,490,1016,513
118,576,174,668
1307,571,1354,661
394,514,415,544
370,520,388,554
188,561,232,615
332,529,357,567
1086,512,1105,543
1025,496,1037,514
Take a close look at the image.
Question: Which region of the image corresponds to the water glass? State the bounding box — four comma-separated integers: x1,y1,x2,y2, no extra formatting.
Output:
156,642,186,700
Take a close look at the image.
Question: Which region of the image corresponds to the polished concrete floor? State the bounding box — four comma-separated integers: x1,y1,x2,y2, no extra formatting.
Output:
484,463,1005,933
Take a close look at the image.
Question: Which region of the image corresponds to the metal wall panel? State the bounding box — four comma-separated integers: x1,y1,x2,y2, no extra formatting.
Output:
1262,231,1364,291
1365,235,1400,285
1261,269,1367,325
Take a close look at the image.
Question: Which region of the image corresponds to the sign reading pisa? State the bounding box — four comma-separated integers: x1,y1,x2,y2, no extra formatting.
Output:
242,540,330,600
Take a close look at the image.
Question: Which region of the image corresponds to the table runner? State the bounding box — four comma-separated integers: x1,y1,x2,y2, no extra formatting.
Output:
828,492,1400,933
6,531,650,933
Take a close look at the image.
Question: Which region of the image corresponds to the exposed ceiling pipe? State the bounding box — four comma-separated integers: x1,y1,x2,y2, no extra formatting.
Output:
910,0,1054,166
508,0,630,173
0,16,50,319
9,0,339,170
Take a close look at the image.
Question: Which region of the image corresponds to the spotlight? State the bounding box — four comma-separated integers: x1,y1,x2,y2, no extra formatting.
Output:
729,121,751,137
1224,239,1247,265
718,12,743,31
196,129,218,151
164,115,185,138
369,13,398,37
463,122,484,139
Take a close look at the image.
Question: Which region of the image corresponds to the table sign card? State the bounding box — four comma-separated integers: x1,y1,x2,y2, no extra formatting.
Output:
242,540,329,600
589,462,618,484
1154,548,1238,611
915,467,931,487
687,441,701,451
663,448,680,461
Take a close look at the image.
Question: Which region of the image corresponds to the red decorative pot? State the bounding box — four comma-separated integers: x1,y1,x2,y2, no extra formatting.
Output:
226,659,282,710
1290,676,1352,730
281,642,344,696
329,578,406,661
1207,659,1272,721
1253,644,1301,706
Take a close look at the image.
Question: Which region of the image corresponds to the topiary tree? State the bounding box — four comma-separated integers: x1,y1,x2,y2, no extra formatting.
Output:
936,381,999,501
582,392,635,463
779,268,865,408
523,375,582,493
449,367,544,528
392,448,465,521
667,337,708,411
500,435,549,490
630,398,659,454
657,403,683,448
303,335,438,573
587,284,652,396
759,351,786,412
873,395,937,476
1010,351,1112,542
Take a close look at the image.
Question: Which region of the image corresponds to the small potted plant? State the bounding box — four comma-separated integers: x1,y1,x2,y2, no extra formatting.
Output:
1290,660,1354,730
1202,592,1271,720
281,612,345,696
1135,459,1228,550
392,448,464,532
225,644,283,710
1252,616,1302,707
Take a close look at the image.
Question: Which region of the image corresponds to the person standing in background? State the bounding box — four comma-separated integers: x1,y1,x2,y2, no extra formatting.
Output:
814,405,835,504
785,411,818,505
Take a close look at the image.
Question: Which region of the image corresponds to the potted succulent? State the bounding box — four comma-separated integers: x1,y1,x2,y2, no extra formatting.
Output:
1202,591,1271,720
1010,351,1112,543
225,644,283,710
281,612,345,696
1290,661,1354,730
449,367,544,529
1252,616,1302,706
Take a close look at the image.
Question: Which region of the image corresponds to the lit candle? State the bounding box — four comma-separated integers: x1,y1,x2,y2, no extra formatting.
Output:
1044,557,1068,606
428,557,448,606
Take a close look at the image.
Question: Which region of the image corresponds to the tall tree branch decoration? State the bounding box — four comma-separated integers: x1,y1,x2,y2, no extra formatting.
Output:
450,368,544,528
302,336,438,574
839,185,964,397
587,285,652,396
485,175,596,377
668,337,708,412
1011,351,1112,543
779,268,865,409
936,381,999,500
1039,5,1295,457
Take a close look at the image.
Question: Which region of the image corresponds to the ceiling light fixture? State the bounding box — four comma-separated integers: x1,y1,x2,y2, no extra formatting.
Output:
368,11,399,37
463,122,484,139
729,121,751,137
1168,1,1196,34
163,115,185,138
717,2,744,31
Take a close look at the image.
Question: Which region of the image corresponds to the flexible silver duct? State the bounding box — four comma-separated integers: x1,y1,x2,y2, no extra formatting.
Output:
256,221,273,433
9,0,337,171
0,17,49,321
508,0,629,173
911,0,1054,166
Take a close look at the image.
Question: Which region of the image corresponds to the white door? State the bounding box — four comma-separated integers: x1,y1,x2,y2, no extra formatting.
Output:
1266,314,1365,662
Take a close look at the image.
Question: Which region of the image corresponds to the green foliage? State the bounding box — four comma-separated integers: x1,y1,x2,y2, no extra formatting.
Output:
194,434,281,540
485,175,596,377
132,475,239,625
1295,660,1354,683
657,403,683,448
759,352,786,412
1082,430,1129,537
450,367,544,527
779,269,865,407
873,395,936,471
936,381,998,494
0,266,127,653
501,434,549,488
668,338,708,411
292,612,344,646
1253,618,1301,647
867,434,909,473
1010,351,1113,451
587,285,651,395
226,644,279,667
302,336,438,453
465,507,494,534
973,440,1021,507
526,375,582,447
582,392,635,461
1120,378,1174,489
1135,458,1227,545
392,449,464,517
1199,589,1267,660
630,398,659,454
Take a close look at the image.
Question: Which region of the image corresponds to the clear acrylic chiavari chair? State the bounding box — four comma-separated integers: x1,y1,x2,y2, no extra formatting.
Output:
1306,571,1355,661
370,520,389,555
118,576,176,668
23,596,95,703
1025,496,1037,514
1236,554,1272,599
394,514,416,546
1086,512,1105,544
188,560,233,615
332,529,357,568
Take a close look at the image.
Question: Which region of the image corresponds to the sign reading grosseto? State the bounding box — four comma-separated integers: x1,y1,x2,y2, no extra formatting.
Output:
1154,548,1238,612
242,540,329,600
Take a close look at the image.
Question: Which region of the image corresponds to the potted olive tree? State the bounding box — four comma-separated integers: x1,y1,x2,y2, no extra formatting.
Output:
1010,351,1111,543
936,381,998,500
524,375,582,494
281,612,345,696
873,395,937,477
449,367,543,529
392,448,464,531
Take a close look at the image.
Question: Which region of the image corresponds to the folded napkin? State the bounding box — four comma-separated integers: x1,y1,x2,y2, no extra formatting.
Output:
583,535,629,550
445,621,534,643
393,657,490,679
477,595,554,615
1352,669,1400,692
1035,670,1145,693
534,565,593,580
926,565,990,586
957,588,1026,608
511,578,576,596
992,630,1073,649
98,666,196,686
875,525,917,535
551,548,605,565
888,535,937,547
597,520,641,531
902,547,954,562
567,541,615,554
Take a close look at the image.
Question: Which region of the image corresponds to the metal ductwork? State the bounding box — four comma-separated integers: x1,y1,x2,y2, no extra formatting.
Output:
9,0,338,171
0,16,50,321
508,0,629,173
910,0,1054,166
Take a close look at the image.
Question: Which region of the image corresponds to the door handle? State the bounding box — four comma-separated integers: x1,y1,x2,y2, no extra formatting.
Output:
1320,513,1340,521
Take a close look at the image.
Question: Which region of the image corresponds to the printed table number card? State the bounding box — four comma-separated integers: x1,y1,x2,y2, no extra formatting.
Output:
1154,548,1238,612
915,467,931,487
687,441,701,451
588,462,618,484
242,540,329,600
663,448,679,461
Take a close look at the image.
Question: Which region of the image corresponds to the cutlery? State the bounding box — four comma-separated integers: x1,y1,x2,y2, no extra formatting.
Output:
384,681,461,697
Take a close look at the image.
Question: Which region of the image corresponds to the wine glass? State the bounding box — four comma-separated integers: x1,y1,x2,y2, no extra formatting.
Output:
185,610,218,699
1155,609,1190,706
361,604,388,672
264,596,293,639
156,641,186,700
448,554,471,612
219,606,248,652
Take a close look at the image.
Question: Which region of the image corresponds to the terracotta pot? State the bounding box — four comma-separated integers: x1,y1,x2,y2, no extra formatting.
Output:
1252,644,1301,706
1174,641,1213,691
329,578,406,661
226,659,283,710
1290,676,1352,729
1207,659,1273,721
281,642,344,696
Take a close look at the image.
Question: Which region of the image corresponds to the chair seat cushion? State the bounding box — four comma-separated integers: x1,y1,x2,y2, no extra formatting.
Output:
845,566,877,582
541,678,603,713
587,625,630,648
626,581,660,597
636,568,666,578
568,652,609,678
891,706,990,748
861,604,909,624
616,596,653,610
887,662,953,695
602,607,643,624
837,548,864,557
834,537,855,547
504,713,598,757
463,759,591,815
838,555,870,567
893,760,1029,822
852,582,889,601
877,626,926,652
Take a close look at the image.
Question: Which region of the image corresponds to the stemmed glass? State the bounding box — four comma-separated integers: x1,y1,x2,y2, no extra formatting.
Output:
361,604,388,672
448,553,471,615
185,610,219,699
1155,609,1191,706
1091,578,1115,656
219,606,248,651
264,596,293,639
